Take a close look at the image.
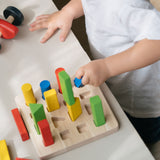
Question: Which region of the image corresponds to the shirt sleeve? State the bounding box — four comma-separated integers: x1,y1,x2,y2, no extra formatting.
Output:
119,4,160,42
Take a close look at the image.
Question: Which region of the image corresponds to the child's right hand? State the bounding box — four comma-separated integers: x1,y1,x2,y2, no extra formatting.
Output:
29,9,74,43
75,59,110,87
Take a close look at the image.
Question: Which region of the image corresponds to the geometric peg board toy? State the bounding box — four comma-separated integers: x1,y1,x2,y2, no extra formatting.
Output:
15,79,119,159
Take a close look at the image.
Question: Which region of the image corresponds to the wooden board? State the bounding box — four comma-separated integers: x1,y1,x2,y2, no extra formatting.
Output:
15,82,119,159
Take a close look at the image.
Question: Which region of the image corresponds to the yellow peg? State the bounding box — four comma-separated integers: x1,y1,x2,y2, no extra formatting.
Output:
21,83,36,106
44,89,60,112
0,140,11,160
67,97,82,121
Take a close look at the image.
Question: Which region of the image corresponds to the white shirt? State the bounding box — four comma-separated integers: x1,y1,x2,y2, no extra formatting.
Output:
81,0,160,118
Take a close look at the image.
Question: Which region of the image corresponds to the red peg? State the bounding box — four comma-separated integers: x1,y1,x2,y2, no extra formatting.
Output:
38,119,54,147
55,67,65,93
0,19,18,39
16,158,32,160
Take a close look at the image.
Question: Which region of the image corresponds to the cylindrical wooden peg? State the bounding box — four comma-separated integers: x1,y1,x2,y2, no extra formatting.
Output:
21,83,36,106
40,80,51,100
55,67,65,93
7,15,14,24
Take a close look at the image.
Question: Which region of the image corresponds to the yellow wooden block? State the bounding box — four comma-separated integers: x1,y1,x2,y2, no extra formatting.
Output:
21,83,36,106
67,97,82,121
44,89,60,112
0,140,11,160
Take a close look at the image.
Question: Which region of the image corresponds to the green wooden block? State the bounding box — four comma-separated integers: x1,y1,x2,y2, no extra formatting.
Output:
90,95,106,127
58,71,75,105
29,103,46,134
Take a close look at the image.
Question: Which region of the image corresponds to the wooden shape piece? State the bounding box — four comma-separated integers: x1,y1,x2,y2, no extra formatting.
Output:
55,67,65,93
15,82,119,159
0,140,11,160
66,97,82,121
11,108,29,141
74,77,84,88
40,80,51,100
90,95,106,127
0,19,18,39
38,119,54,147
58,71,75,105
44,89,60,112
21,83,36,106
29,103,46,134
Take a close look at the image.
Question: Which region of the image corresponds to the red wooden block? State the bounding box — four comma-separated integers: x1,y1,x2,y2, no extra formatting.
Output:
11,108,29,141
55,67,65,93
16,158,32,160
38,119,54,147
0,19,18,39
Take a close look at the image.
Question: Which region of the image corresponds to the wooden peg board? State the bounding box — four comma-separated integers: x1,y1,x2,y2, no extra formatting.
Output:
15,83,119,159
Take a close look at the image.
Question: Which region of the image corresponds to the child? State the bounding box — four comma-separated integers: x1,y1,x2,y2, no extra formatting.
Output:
30,0,160,150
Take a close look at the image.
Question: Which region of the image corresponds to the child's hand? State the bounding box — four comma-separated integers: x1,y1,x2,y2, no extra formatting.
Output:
29,9,74,43
75,59,110,87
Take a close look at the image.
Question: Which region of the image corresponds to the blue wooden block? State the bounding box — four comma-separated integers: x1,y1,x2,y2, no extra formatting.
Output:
40,80,51,100
74,77,84,88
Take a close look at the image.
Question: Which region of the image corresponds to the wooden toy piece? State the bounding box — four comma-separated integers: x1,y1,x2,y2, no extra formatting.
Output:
58,71,75,105
11,108,29,141
3,6,24,26
0,6,24,39
44,89,60,112
15,82,119,159
74,77,84,88
0,139,11,160
29,103,46,134
66,97,82,121
0,19,19,39
16,158,32,160
0,6,24,49
90,95,106,127
40,80,51,100
21,83,36,106
38,119,54,147
55,67,65,93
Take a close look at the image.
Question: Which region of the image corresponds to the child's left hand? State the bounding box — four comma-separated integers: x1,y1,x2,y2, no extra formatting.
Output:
75,59,110,87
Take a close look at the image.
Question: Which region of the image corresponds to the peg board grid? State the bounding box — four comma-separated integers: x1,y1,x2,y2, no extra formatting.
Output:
15,83,119,159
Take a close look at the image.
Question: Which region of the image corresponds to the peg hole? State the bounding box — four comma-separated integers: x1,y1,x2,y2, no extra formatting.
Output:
60,130,70,140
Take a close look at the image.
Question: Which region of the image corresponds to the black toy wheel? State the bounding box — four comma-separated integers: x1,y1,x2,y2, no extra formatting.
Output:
3,6,24,26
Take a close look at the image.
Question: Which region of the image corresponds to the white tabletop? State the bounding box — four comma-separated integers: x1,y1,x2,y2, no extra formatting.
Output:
0,0,155,160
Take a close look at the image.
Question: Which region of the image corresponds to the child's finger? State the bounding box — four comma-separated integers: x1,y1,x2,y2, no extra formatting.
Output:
30,17,48,28
36,14,50,20
59,25,70,42
29,20,48,31
75,69,84,79
81,75,89,85
30,18,48,26
40,27,57,43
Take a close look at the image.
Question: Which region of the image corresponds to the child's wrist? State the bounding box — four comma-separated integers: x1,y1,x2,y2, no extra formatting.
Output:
103,58,112,79
61,5,76,20
61,0,84,19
